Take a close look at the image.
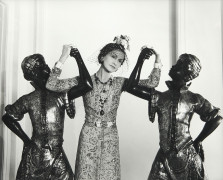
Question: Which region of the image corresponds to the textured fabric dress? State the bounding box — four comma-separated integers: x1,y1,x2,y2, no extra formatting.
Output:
46,67,161,180
5,89,74,180
147,81,222,180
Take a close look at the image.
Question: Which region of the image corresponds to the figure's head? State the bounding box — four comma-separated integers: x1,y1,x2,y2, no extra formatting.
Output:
169,53,201,82
98,35,129,73
21,54,51,87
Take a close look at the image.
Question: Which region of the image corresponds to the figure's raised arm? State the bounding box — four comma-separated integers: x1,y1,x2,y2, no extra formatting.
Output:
138,47,162,88
68,47,93,100
123,47,161,100
46,45,93,95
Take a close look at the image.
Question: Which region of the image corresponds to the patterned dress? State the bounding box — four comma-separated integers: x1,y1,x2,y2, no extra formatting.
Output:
5,89,74,180
46,67,161,180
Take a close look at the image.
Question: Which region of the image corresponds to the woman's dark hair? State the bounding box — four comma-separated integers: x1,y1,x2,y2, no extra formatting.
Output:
98,43,127,65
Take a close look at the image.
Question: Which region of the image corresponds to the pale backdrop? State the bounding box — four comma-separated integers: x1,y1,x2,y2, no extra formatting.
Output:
0,0,223,180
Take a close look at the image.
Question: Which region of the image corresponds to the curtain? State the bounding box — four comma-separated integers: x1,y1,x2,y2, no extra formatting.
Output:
0,0,43,179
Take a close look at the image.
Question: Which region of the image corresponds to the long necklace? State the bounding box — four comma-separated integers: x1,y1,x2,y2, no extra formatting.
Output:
94,74,113,179
94,74,113,116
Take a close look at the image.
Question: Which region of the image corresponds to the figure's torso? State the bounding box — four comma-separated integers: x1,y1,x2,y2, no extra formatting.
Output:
154,90,201,153
26,90,66,147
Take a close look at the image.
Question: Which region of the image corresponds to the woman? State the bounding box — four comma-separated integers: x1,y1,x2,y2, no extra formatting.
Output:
46,35,162,180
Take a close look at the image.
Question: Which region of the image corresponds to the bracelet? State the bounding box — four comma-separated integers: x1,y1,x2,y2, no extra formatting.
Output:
55,61,63,69
154,62,163,69
52,67,62,75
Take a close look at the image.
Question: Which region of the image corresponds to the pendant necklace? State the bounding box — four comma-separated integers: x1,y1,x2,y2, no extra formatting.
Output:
94,73,113,116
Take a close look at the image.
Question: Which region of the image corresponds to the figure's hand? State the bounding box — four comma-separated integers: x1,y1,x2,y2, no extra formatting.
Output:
70,47,81,60
138,46,156,62
23,139,37,154
193,139,204,162
24,138,36,147
58,44,73,64
62,93,76,119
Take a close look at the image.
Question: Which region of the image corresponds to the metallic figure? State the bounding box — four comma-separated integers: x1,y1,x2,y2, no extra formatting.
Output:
126,53,222,180
2,51,93,180
46,38,162,180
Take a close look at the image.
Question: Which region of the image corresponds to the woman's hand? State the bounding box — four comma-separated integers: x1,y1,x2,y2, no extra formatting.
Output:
138,46,162,69
58,44,74,64
153,49,161,64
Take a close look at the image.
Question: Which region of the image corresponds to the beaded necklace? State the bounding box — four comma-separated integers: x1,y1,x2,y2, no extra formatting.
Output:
94,74,113,116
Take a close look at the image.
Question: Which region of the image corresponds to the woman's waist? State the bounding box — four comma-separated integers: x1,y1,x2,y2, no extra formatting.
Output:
84,120,116,128
85,113,116,123
85,106,117,119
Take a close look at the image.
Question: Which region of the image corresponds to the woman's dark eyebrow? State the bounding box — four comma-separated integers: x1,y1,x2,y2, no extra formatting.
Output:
110,52,117,57
110,52,124,62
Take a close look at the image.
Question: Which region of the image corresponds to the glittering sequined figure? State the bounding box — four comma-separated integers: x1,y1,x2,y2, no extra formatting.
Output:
2,52,92,180
126,53,222,180
46,39,162,180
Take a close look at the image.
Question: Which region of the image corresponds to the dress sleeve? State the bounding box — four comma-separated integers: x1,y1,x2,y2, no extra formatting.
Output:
5,95,29,121
46,66,79,93
138,68,161,88
116,77,128,92
194,94,221,122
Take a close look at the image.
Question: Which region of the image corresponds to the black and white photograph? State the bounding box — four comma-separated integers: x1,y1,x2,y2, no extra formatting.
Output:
0,0,223,180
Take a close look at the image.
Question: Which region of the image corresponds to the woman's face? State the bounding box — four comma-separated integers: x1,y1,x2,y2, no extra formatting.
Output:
101,49,125,73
